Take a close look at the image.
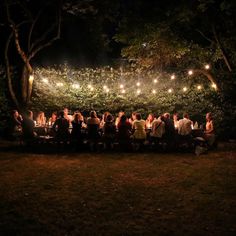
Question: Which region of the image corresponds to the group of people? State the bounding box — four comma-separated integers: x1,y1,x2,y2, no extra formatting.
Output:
7,108,216,151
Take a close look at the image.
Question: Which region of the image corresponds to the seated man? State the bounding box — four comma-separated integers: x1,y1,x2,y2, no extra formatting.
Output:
22,110,37,144
177,113,193,148
149,116,165,147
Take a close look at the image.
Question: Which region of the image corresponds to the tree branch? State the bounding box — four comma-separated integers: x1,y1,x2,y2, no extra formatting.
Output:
196,29,214,44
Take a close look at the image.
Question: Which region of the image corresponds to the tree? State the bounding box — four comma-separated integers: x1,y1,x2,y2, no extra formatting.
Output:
1,0,62,110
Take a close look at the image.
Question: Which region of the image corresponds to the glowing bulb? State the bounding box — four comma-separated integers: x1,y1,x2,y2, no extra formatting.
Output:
188,70,193,75
168,88,173,93
103,85,107,90
105,88,109,93
183,87,187,92
120,84,124,89
142,42,147,47
204,64,210,70
137,89,141,94
72,84,80,89
171,74,175,80
56,82,63,87
211,83,217,89
197,85,202,90
121,89,126,94
42,78,48,83
88,84,92,88
90,87,94,91
153,79,158,83
152,89,156,94
136,82,140,86
29,75,34,83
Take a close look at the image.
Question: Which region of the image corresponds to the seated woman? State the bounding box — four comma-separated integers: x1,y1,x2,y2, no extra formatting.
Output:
103,114,116,150
128,112,137,125
132,113,146,150
100,111,111,129
71,112,84,148
87,111,100,151
115,111,125,127
48,112,57,126
36,111,46,126
145,113,154,129
204,112,216,147
117,115,132,151
7,110,23,139
53,111,70,144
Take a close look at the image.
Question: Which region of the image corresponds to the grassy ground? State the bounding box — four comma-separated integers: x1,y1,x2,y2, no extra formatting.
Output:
0,142,235,236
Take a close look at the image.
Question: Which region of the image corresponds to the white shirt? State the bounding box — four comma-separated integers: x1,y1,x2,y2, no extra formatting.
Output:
178,118,192,136
150,118,165,138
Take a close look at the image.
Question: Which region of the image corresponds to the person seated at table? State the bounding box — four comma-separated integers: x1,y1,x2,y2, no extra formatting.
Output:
71,112,84,149
178,113,193,148
204,112,216,147
7,110,23,139
149,115,165,146
163,113,176,150
173,112,179,129
132,113,146,150
117,115,132,151
103,114,116,150
36,111,46,126
128,112,137,125
48,112,57,126
63,107,73,123
145,113,154,129
22,110,37,143
115,111,125,127
100,111,111,129
53,111,70,144
87,110,100,151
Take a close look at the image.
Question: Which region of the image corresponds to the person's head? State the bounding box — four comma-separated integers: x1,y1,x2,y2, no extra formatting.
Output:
120,115,127,124
38,111,45,118
59,111,64,118
106,114,113,122
51,112,57,119
173,113,179,121
183,113,189,119
12,110,18,117
103,111,110,121
206,112,212,121
135,113,142,120
163,113,170,119
90,110,97,118
147,113,154,121
131,112,137,120
63,108,69,115
118,111,125,118
27,110,33,119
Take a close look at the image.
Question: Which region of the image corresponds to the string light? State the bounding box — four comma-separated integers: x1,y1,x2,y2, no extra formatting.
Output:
72,84,80,89
105,88,109,93
204,64,210,70
136,82,140,86
121,89,126,94
42,78,48,83
197,85,202,90
137,89,141,94
88,84,92,88
56,82,63,87
90,87,94,91
153,79,158,83
120,84,124,89
103,85,108,90
183,87,187,92
168,88,173,93
211,83,217,90
171,74,175,80
188,70,193,75
152,89,156,94
29,75,34,83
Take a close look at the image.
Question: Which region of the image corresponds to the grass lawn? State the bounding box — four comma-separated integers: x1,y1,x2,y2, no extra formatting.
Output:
0,142,235,235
